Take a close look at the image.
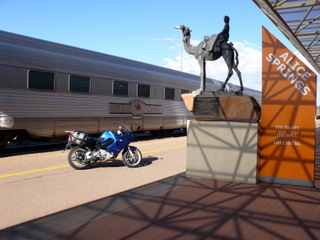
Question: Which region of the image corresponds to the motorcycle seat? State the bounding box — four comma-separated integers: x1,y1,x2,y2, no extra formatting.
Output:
95,137,114,146
93,136,105,141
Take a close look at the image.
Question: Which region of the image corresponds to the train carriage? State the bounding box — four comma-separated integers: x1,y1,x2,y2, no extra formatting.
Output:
0,30,261,148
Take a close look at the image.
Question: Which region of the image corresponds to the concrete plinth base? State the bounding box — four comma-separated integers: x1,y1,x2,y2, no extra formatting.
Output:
187,120,259,184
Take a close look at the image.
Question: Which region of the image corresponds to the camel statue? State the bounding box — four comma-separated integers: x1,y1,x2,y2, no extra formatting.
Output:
175,16,243,93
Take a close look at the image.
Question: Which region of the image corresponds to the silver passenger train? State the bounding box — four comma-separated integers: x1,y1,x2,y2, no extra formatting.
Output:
0,30,261,148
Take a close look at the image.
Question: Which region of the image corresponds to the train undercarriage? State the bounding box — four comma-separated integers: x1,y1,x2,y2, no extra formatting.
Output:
0,130,30,148
0,128,187,149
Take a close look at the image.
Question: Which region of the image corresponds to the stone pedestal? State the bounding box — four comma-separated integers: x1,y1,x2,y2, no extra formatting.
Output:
182,91,261,184
181,92,261,122
187,120,259,184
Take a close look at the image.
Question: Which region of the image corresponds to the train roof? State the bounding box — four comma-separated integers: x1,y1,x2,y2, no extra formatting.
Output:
0,30,203,90
0,30,260,96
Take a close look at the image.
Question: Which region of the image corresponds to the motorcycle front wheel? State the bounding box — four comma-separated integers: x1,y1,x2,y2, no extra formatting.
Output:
68,146,90,170
122,148,142,168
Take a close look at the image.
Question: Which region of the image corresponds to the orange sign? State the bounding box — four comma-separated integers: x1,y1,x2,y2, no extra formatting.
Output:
260,27,317,187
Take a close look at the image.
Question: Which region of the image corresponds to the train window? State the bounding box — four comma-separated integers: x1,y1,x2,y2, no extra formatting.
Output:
113,81,128,96
165,87,175,100
69,75,90,93
28,70,54,90
138,84,150,98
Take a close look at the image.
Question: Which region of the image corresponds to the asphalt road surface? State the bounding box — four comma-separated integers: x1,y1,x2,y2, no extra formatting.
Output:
0,136,187,230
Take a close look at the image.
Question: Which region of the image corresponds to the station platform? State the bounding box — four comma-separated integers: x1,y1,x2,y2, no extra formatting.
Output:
1,135,320,239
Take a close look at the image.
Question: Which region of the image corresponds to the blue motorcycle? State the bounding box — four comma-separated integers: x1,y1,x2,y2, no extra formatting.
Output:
64,124,142,170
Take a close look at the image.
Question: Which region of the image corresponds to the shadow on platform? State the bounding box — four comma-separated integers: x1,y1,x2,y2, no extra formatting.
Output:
1,135,320,240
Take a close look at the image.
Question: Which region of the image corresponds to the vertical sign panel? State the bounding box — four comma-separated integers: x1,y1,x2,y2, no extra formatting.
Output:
260,27,317,187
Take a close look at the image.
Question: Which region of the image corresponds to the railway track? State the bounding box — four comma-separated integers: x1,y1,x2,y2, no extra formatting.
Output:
0,130,186,157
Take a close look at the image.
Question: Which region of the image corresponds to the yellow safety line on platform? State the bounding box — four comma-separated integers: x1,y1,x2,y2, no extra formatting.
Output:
0,165,70,178
143,145,186,154
0,145,186,178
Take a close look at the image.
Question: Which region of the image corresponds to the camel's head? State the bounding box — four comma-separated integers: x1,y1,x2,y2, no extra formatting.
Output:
174,25,191,43
174,25,191,38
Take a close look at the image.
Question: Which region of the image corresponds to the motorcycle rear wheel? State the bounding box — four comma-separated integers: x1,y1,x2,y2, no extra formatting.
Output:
68,146,90,170
122,148,142,168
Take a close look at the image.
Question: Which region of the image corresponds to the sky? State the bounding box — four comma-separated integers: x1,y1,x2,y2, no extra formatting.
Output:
0,0,319,103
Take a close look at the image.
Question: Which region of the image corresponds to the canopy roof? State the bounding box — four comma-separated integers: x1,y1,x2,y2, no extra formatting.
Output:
253,0,320,74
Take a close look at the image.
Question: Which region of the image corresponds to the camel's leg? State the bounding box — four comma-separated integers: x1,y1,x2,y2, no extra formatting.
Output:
219,49,233,91
229,44,243,92
197,59,206,91
233,65,243,92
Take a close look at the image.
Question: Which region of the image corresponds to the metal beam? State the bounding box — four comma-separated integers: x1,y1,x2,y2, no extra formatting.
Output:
252,0,320,74
274,1,320,10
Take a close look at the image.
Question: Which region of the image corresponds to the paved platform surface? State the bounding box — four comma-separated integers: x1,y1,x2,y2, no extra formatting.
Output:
1,135,320,240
